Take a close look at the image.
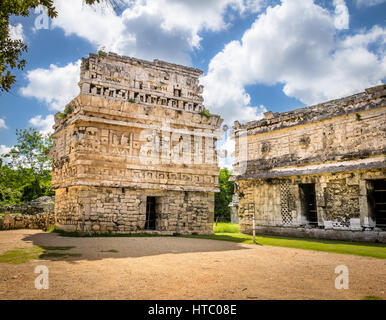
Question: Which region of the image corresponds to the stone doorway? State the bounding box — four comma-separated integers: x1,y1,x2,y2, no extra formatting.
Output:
299,183,318,226
368,179,386,228
145,197,157,230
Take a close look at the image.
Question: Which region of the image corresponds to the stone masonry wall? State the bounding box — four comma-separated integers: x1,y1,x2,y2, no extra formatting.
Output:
237,169,386,242
233,85,386,178
233,84,385,242
55,186,214,234
0,213,55,231
50,53,222,234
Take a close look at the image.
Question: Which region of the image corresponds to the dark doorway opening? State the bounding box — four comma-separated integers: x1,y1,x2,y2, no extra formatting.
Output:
145,196,157,230
299,183,318,225
368,180,386,228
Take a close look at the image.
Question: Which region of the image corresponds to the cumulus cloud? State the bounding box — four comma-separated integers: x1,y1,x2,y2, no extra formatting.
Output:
333,0,349,30
29,114,55,134
218,131,238,169
355,0,386,7
0,118,7,129
52,1,134,57
8,23,24,41
51,0,263,64
20,60,80,111
0,145,11,156
202,0,386,126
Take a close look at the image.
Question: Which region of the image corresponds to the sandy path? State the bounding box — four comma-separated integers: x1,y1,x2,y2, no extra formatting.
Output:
0,229,385,300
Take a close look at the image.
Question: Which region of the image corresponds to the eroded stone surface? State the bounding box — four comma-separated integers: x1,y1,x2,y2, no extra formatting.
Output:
51,52,222,234
233,84,386,242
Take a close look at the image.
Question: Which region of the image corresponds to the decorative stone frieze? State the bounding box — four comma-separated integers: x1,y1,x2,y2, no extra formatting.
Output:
51,52,223,234
233,84,386,242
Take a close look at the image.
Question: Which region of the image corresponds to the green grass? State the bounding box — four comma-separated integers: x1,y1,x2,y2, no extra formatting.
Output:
40,252,82,258
100,249,119,253
45,226,56,233
0,246,45,264
0,213,22,216
183,232,386,259
41,246,76,251
0,245,80,264
363,296,383,300
213,222,239,233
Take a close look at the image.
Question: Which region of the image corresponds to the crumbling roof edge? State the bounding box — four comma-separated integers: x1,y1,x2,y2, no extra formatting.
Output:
235,83,386,133
88,52,203,76
231,161,386,181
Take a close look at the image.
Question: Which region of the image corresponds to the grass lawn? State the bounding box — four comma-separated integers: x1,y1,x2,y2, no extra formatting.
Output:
0,245,81,264
213,222,239,233
0,246,45,264
183,223,386,259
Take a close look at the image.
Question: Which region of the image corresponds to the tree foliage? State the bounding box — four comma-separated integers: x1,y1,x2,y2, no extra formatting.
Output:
0,128,53,205
0,0,102,93
214,168,234,220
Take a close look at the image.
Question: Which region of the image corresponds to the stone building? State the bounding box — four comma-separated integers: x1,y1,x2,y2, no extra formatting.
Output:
232,84,386,242
50,52,223,234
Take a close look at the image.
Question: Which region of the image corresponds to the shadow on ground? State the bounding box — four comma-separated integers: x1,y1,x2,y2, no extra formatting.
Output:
20,231,252,263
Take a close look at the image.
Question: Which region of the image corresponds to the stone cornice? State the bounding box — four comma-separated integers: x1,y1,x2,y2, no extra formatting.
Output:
231,156,386,181
234,84,386,136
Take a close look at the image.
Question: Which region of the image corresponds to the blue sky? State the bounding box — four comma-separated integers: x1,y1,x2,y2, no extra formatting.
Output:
1,0,385,156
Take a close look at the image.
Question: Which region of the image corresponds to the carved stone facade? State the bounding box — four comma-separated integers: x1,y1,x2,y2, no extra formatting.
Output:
232,84,386,242
51,52,223,234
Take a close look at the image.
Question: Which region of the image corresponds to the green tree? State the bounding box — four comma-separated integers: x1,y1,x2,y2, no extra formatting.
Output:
0,0,103,93
0,128,53,204
215,168,234,220
0,161,24,204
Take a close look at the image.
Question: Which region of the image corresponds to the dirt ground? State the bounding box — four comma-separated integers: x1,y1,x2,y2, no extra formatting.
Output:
0,229,385,300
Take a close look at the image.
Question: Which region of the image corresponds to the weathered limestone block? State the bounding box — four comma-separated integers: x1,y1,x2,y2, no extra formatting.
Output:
3,214,14,229
0,213,54,231
51,53,222,234
233,84,386,242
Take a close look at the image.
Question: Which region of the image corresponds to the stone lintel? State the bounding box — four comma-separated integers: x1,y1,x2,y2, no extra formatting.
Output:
232,158,386,181
53,181,219,193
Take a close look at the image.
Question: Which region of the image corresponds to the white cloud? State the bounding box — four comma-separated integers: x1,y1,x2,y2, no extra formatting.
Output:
0,118,7,129
0,145,11,156
355,0,386,7
52,1,134,57
51,0,263,64
333,0,349,30
20,60,80,111
339,25,386,49
29,114,55,134
202,0,386,125
218,131,237,169
8,23,24,41
122,0,263,47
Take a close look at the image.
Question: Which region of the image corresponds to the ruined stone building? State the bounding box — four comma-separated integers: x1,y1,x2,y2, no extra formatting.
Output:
232,84,386,242
50,52,223,234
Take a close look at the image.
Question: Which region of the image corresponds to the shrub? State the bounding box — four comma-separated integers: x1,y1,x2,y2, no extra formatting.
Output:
64,104,72,115
199,108,211,118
